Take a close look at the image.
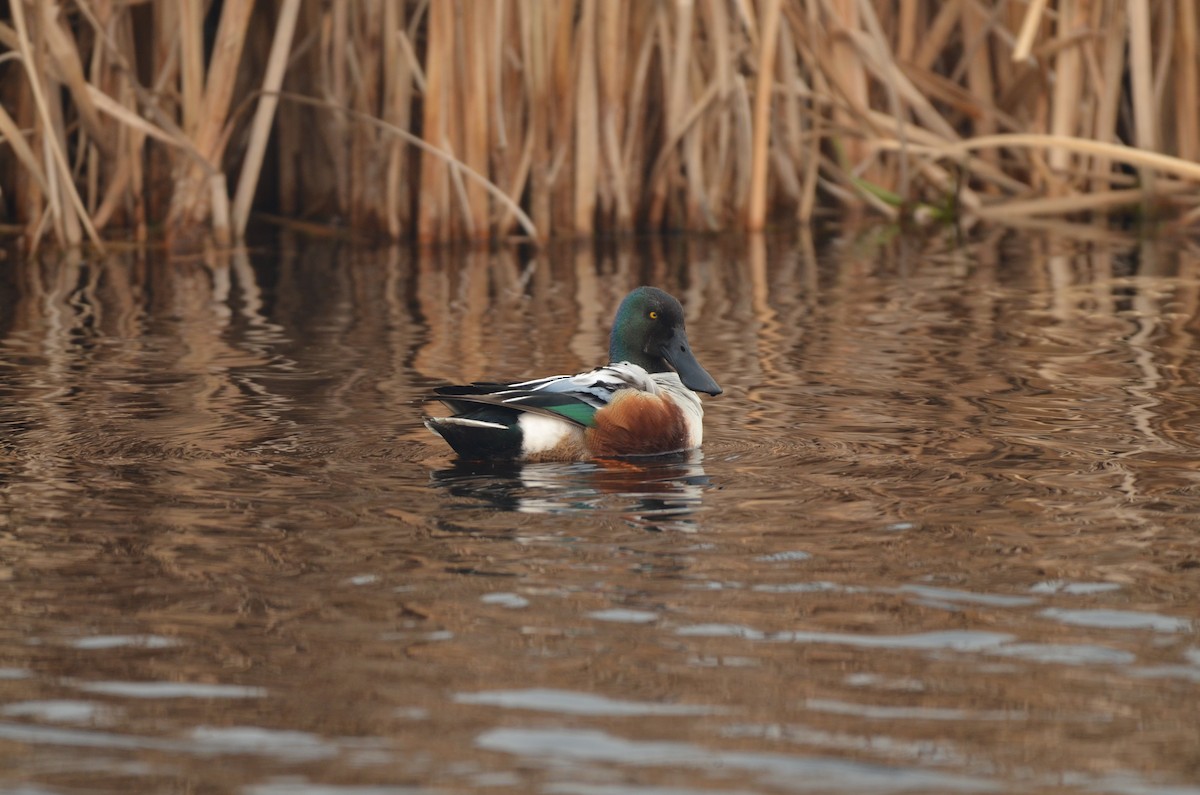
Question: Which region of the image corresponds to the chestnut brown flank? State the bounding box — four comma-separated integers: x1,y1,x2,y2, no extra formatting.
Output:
586,391,689,457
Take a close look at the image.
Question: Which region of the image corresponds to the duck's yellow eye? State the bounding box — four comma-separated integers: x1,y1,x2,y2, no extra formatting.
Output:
649,311,659,320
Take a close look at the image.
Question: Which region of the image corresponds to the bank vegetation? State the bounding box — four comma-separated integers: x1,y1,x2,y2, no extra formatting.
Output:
1,0,1199,251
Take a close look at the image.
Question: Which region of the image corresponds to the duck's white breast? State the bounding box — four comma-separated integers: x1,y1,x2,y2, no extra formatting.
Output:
652,372,705,447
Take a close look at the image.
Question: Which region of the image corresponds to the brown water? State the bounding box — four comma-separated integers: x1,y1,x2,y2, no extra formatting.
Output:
1,233,1199,795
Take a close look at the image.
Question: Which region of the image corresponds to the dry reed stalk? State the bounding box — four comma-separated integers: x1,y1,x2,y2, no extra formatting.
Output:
896,0,920,64
549,4,576,236
231,0,301,238
672,0,705,228
619,4,659,222
418,0,451,243
1012,0,1049,62
698,0,732,220
645,3,677,228
772,21,805,208
974,183,1196,220
274,92,539,240
1151,4,1173,119
747,0,781,230
680,2,718,228
345,4,371,227
887,133,1200,182
1174,0,1199,164
598,0,633,230
959,0,997,168
516,0,544,237
385,2,416,239
179,0,205,136
912,1,961,72
1090,0,1126,190
573,0,599,236
6,0,1200,250
82,85,176,148
85,1,119,229
825,0,872,178
1047,0,1082,193
272,0,314,219
39,2,107,159
331,0,355,221
492,4,534,238
862,107,1027,193
167,0,255,244
459,2,491,239
854,0,912,199
1126,0,1157,192
792,0,824,222
0,104,50,199
8,0,101,249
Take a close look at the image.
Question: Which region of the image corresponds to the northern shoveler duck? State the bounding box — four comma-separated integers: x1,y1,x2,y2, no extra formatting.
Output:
424,286,722,461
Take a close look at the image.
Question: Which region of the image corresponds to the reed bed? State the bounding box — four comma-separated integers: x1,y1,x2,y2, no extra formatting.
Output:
1,0,1199,251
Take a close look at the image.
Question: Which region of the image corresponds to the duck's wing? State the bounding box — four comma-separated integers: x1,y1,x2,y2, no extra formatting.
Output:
429,384,597,427
514,362,657,395
429,363,655,428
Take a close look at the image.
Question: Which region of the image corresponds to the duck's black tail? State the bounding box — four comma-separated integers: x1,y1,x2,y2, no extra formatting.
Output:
423,410,523,460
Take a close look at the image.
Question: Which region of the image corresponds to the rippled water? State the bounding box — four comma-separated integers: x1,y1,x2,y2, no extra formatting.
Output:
2,233,1199,794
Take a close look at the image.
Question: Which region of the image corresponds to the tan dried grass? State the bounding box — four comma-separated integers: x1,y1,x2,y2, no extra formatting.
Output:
1,0,1198,251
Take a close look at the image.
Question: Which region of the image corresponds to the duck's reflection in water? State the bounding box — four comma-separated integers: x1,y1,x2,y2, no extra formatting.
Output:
429,451,710,532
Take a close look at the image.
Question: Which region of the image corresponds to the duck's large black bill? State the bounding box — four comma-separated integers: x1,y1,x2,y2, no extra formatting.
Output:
658,327,722,395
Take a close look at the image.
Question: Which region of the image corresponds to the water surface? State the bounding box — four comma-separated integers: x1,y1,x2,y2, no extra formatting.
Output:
1,233,1199,794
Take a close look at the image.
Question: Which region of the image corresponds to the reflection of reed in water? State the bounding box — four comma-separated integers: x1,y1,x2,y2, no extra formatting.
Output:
429,453,710,533
5,235,1200,795
410,238,750,387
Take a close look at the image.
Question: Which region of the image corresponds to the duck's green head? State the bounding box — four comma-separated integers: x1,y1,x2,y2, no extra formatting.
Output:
609,287,722,396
